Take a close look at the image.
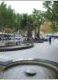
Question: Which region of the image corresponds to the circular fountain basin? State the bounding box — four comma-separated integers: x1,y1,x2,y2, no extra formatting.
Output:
0,60,58,79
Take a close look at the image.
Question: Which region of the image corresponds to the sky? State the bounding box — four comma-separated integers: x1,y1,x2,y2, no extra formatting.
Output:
0,1,45,14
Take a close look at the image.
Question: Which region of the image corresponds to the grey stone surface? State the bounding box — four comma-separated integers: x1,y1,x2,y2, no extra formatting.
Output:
1,65,57,79
0,39,58,62
0,43,33,51
0,39,58,79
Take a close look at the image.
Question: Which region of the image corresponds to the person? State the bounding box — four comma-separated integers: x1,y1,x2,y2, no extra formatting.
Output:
49,36,51,44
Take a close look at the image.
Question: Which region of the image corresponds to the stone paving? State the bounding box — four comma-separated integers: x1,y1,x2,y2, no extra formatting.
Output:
0,39,58,79
0,39,58,63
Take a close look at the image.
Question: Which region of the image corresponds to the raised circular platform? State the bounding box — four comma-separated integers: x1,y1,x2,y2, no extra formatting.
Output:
0,43,33,52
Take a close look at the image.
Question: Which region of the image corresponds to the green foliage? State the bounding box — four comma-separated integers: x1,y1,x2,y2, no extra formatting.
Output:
0,2,16,32
43,1,58,32
52,1,58,24
31,9,44,37
43,1,52,9
20,13,28,30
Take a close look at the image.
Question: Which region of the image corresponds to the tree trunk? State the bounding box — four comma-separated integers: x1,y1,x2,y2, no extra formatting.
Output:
27,26,32,41
34,26,36,39
38,26,40,38
37,24,41,39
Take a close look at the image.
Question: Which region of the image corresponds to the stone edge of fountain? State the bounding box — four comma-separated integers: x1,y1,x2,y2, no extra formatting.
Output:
0,43,34,52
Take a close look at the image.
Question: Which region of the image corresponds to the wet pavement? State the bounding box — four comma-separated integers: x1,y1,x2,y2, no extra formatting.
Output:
0,39,58,79
0,39,58,62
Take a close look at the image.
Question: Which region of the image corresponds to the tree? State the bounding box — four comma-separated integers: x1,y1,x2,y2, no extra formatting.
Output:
0,2,16,33
20,14,33,39
32,9,44,38
52,1,58,32
0,2,7,32
43,1,58,32
15,13,22,33
20,13,28,31
26,15,33,39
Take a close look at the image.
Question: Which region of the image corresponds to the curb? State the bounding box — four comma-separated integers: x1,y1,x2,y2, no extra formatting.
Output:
0,43,33,52
0,59,58,78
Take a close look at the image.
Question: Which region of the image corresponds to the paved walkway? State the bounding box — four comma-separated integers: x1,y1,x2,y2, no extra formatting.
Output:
0,39,58,63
